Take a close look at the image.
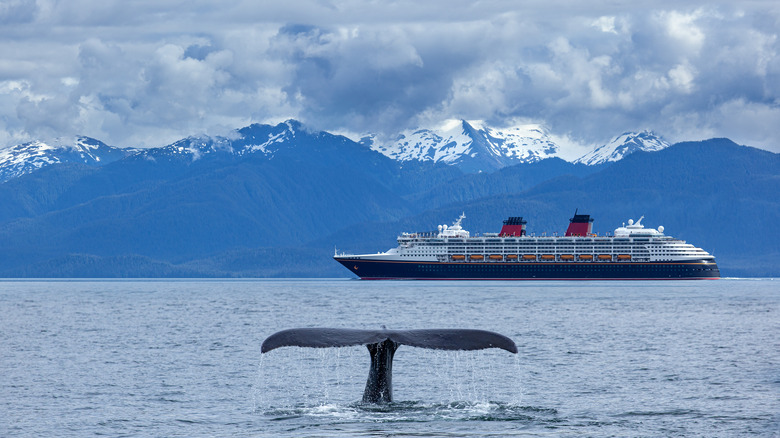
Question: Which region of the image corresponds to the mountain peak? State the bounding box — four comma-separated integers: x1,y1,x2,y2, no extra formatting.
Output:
135,120,311,164
574,130,670,165
283,119,303,133
0,137,134,183
369,119,560,173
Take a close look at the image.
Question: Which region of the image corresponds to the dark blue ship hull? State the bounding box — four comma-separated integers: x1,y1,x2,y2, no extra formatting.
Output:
334,258,720,280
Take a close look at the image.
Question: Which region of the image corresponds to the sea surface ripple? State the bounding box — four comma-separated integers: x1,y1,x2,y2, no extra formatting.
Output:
0,279,777,437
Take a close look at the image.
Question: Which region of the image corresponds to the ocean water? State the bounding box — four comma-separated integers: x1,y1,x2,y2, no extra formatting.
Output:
0,279,777,437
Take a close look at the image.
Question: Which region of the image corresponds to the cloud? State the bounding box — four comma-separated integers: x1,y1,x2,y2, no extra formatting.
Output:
660,9,706,54
592,16,618,34
269,23,453,133
0,0,37,25
0,1,778,152
667,63,696,93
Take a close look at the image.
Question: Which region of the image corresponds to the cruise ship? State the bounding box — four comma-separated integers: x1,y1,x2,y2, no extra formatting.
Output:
333,212,720,280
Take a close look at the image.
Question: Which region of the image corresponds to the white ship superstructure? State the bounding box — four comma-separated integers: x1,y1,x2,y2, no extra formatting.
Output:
380,214,714,263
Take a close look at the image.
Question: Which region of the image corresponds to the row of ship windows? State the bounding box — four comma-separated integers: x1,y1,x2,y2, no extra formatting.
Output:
408,245,694,252
439,244,642,248
403,249,695,254
401,250,676,253
408,238,674,243
441,248,641,252
413,264,716,272
407,249,695,255
433,250,692,254
452,248,638,251
416,243,665,247
413,243,685,247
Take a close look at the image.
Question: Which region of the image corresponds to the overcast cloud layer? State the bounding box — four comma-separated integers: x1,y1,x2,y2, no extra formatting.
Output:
1,0,778,152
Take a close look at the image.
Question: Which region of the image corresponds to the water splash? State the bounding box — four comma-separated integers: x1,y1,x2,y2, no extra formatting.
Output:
254,346,524,411
261,400,558,424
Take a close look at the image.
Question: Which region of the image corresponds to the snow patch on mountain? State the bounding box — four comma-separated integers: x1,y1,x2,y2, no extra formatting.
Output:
140,135,233,161
574,131,670,165
132,121,301,163
379,120,473,164
0,137,135,183
368,119,565,172
476,121,560,162
245,131,286,154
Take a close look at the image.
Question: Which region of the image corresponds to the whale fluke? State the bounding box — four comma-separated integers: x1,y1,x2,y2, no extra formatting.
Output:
261,328,517,403
262,328,517,353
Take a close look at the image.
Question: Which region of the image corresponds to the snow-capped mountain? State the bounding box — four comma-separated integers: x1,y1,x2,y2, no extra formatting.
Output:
0,137,135,183
1,120,673,183
367,120,671,172
0,122,306,181
574,131,670,165
369,120,561,173
130,120,304,163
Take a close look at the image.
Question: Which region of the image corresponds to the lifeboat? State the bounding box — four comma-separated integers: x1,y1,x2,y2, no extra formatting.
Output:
470,254,484,261
522,254,537,260
579,254,593,260
541,254,555,260
451,255,465,260
560,254,574,260
617,254,631,260
489,255,503,260
506,254,518,260
598,254,612,260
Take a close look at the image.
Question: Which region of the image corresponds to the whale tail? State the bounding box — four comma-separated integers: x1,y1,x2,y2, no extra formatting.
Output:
261,328,517,403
